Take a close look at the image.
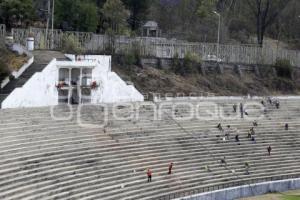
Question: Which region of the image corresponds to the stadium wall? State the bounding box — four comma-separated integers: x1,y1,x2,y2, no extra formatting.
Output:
178,178,300,200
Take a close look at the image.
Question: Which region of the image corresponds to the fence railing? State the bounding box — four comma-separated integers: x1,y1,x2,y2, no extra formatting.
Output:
11,27,300,66
161,174,300,200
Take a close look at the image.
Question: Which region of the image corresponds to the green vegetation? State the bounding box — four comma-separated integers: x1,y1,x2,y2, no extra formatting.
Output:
171,52,202,76
282,195,300,200
274,59,293,78
0,41,28,82
61,35,83,54
0,0,298,48
102,0,130,35
123,0,150,31
0,0,35,29
118,42,141,67
55,0,98,32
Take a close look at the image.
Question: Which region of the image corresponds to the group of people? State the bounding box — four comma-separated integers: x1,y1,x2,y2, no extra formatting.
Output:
217,124,235,142
232,103,246,118
261,97,281,111
147,163,173,182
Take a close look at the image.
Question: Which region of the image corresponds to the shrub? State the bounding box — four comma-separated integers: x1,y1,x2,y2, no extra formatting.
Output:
118,43,141,67
171,53,181,73
123,42,141,66
183,52,202,74
274,59,293,79
124,51,138,65
61,35,83,54
171,52,202,76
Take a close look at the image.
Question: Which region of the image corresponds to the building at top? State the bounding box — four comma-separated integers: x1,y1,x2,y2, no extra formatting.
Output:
142,21,161,37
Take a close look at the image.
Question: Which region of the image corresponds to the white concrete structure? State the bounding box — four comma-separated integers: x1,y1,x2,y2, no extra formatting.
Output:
27,37,34,51
2,55,144,109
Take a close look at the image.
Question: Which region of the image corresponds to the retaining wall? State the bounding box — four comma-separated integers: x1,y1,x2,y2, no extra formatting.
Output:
177,178,300,200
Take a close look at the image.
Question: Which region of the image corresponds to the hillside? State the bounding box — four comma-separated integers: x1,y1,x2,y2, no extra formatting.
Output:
113,63,300,96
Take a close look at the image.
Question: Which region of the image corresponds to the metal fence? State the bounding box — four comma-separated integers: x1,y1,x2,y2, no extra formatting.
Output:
11,27,300,66
160,174,300,200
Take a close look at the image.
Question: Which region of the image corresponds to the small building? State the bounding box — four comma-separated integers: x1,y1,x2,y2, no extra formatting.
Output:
1,55,144,109
142,21,161,37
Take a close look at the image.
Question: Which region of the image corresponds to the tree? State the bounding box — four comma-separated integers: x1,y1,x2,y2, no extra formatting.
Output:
196,0,237,43
122,0,150,31
102,0,130,35
245,0,292,46
55,0,98,32
0,0,35,29
78,2,98,32
196,0,216,18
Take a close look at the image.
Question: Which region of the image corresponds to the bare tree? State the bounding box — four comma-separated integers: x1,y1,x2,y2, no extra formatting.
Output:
245,0,291,46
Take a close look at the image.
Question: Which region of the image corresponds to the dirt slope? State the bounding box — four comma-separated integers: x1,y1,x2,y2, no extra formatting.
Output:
113,64,300,96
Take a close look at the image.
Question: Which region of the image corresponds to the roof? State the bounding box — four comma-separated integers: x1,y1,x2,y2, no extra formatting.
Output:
143,21,158,28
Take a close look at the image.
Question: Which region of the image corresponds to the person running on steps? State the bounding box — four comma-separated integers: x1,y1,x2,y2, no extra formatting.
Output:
267,146,272,156
245,162,250,175
168,163,173,175
147,169,152,182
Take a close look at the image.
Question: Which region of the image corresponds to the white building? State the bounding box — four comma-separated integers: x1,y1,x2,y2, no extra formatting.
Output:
1,55,144,109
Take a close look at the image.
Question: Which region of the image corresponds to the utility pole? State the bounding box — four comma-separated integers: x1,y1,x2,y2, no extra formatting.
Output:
45,0,50,49
213,11,221,62
51,0,55,49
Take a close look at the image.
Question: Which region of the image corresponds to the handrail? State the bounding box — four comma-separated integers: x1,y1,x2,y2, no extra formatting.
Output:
163,174,300,200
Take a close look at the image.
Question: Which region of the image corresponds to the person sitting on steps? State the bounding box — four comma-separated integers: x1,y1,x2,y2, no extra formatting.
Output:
250,127,255,135
251,136,256,143
247,130,252,139
235,134,240,142
275,100,280,109
253,120,258,127
205,165,211,172
220,157,227,166
233,104,237,113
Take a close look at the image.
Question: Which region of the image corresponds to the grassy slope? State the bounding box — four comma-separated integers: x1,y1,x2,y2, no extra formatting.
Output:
0,45,28,81
112,63,300,96
239,190,300,200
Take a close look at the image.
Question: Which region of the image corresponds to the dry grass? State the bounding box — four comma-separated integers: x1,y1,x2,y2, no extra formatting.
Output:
6,54,28,71
112,63,300,96
0,46,28,71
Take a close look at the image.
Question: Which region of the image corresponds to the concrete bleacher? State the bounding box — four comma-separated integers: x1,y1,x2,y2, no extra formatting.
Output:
0,98,299,199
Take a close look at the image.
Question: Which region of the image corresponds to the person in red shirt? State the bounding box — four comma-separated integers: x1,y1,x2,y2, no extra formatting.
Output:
147,169,152,182
168,163,173,174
